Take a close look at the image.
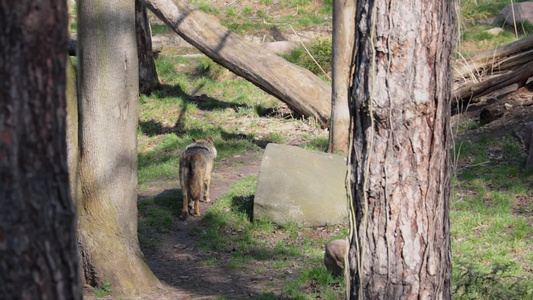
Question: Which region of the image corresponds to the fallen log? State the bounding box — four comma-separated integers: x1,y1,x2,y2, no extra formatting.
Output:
143,0,332,127
477,81,533,125
479,105,507,125
453,60,533,102
454,34,533,80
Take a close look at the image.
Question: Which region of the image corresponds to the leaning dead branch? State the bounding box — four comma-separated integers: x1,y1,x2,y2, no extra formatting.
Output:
143,0,332,127
453,60,533,102
454,34,533,81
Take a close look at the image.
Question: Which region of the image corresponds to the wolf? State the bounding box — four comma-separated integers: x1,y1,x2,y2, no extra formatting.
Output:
179,137,217,220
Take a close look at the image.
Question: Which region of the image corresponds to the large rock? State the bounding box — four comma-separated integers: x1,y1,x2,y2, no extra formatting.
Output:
324,239,348,277
495,3,533,25
253,143,349,226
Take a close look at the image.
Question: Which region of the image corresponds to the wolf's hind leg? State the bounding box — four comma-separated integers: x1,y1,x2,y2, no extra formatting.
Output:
193,200,200,216
181,187,189,220
203,177,211,203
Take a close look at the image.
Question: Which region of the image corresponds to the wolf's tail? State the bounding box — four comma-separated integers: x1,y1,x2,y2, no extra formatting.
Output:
188,159,206,201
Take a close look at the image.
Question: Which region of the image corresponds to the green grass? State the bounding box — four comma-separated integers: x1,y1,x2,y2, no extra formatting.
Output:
460,0,532,24
151,24,172,35
134,1,533,298
137,52,321,157
301,135,329,152
458,0,533,56
94,281,112,298
450,136,533,299
186,175,347,298
216,0,332,33
138,192,180,246
285,266,345,300
137,54,291,187
281,36,332,78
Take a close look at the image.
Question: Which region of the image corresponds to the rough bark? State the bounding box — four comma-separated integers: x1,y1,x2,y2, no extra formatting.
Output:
136,0,160,94
144,0,332,127
329,0,356,156
77,0,160,295
453,60,533,102
348,0,455,298
0,1,82,299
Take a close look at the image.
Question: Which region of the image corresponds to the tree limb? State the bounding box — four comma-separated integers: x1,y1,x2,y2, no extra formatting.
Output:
143,0,332,127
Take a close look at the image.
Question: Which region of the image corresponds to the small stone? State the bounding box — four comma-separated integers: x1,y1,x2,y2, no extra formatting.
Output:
262,41,301,55
324,239,348,277
485,27,504,36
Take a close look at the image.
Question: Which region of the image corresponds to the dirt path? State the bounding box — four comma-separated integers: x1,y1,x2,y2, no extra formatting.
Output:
83,150,269,299
140,150,269,299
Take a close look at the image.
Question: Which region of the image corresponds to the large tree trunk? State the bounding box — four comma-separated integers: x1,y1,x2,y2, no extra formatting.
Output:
329,0,356,156
144,0,332,127
0,1,82,299
348,0,455,298
77,0,160,295
136,0,160,95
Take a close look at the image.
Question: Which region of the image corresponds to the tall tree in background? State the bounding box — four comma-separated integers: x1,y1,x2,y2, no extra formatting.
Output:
0,1,82,299
329,0,356,156
136,0,159,94
347,0,455,298
77,0,160,294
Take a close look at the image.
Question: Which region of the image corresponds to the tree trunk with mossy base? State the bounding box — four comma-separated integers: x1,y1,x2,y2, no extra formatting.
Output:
0,1,82,298
77,0,160,295
347,0,455,298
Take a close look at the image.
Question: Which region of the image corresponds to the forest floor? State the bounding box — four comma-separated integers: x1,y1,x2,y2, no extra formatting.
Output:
83,66,533,300
83,1,533,299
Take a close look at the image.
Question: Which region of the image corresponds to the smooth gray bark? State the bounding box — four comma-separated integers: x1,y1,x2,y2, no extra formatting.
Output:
77,0,160,295
329,0,356,156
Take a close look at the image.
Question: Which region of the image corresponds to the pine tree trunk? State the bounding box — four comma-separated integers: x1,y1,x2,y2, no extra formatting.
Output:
348,0,455,298
329,0,356,156
77,0,160,295
136,0,160,95
0,1,82,299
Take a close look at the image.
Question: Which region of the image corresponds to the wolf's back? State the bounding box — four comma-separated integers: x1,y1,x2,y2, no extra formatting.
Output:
180,149,211,200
